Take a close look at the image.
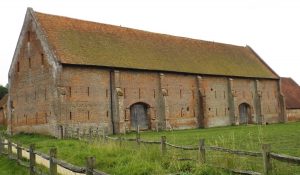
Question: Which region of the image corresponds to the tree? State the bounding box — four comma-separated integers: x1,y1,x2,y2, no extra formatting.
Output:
0,85,8,100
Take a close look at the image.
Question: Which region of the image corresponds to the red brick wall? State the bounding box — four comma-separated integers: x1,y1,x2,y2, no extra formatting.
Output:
58,66,112,133
9,23,56,135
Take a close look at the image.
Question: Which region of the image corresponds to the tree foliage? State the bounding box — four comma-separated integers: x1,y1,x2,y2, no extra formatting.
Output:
0,85,8,100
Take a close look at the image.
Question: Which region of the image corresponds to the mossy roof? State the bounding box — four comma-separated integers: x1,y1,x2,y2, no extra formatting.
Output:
34,11,278,79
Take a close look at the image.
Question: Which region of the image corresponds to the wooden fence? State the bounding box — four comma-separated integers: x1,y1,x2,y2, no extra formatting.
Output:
0,136,108,175
1,132,300,175
105,133,300,175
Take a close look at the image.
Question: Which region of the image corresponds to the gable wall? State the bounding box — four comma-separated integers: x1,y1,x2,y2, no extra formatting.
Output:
9,22,57,135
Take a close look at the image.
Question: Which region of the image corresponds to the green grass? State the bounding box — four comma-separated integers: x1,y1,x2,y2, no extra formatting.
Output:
6,122,300,175
0,156,29,175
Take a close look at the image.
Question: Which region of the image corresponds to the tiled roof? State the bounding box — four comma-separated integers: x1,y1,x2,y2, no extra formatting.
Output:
33,10,278,79
0,94,8,108
281,78,300,109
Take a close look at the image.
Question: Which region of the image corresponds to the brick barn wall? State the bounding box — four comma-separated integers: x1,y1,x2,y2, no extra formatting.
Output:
260,80,281,123
203,77,231,127
287,109,300,122
58,66,113,133
9,24,57,135
160,73,199,129
119,71,160,130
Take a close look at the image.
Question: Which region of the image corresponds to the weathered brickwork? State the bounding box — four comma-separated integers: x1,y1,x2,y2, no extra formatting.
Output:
58,66,113,133
9,21,57,135
7,8,286,137
287,109,300,121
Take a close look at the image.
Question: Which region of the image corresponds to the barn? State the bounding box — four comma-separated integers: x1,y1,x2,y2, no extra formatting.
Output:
7,8,286,137
280,77,300,121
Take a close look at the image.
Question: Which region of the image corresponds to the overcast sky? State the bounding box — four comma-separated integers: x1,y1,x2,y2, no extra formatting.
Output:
0,0,299,86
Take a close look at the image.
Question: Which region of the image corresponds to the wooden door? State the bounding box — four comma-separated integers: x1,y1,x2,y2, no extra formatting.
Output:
130,103,149,130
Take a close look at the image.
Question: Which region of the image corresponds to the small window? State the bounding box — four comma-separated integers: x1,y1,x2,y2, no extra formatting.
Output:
29,57,31,68
69,112,72,120
41,53,44,66
180,89,182,98
87,111,90,120
87,87,90,96
69,87,72,97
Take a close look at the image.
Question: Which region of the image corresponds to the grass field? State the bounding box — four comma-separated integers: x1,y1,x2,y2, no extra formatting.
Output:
5,122,300,175
0,156,29,175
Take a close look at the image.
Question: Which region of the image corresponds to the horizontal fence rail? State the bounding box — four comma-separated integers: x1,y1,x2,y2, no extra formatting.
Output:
206,146,262,157
270,152,300,165
2,131,300,175
0,135,109,175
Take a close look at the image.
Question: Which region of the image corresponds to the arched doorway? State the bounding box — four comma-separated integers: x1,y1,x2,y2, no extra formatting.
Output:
130,102,150,130
239,103,252,124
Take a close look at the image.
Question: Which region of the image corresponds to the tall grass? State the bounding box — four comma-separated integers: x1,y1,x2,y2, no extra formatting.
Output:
6,122,300,174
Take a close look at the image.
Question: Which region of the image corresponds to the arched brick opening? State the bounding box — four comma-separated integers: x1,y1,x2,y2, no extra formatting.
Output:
238,103,252,124
129,102,151,131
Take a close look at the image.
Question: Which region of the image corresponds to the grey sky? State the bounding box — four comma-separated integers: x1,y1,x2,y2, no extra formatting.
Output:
0,0,299,86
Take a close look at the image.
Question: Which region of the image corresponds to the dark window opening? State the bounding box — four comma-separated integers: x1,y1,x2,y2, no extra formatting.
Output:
187,107,189,111
106,110,109,117
41,53,44,66
153,89,156,98
87,111,90,120
17,62,20,72
180,108,183,117
69,112,72,120
124,109,127,120
87,87,90,96
180,89,182,98
29,57,31,68
106,89,108,98
124,88,126,98
69,87,72,97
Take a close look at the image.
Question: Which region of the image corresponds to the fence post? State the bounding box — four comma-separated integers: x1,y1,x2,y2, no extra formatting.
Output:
49,148,57,175
86,156,95,175
8,139,12,157
136,133,141,145
198,139,206,163
0,137,3,155
17,143,22,161
29,144,36,175
160,136,166,155
102,129,106,141
262,144,272,175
